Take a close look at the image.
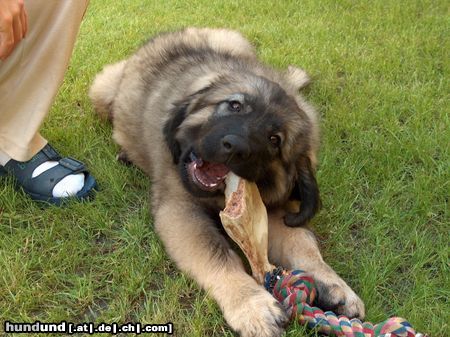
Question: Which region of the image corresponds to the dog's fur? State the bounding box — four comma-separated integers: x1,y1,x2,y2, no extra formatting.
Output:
90,28,364,336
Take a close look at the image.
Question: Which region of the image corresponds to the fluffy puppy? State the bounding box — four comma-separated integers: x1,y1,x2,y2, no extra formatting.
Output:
90,28,364,336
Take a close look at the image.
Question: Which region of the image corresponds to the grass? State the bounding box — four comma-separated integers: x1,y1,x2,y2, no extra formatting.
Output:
0,0,448,336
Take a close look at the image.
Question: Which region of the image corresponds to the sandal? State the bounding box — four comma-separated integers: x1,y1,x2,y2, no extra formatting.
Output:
1,144,97,205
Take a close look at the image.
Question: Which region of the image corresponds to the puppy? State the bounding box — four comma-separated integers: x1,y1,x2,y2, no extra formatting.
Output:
90,28,364,336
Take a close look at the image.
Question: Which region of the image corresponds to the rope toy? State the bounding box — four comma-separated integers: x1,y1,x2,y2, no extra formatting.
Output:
219,173,428,337
264,267,425,337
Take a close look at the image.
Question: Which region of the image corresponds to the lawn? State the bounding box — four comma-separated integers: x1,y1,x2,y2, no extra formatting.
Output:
0,0,448,336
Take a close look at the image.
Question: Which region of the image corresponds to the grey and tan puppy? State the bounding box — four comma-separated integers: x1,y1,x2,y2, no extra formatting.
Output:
90,28,364,337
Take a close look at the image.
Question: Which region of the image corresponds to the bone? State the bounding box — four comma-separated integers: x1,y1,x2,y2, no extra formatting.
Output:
220,173,275,284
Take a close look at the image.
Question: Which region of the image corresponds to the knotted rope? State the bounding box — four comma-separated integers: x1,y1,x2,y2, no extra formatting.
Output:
265,268,427,337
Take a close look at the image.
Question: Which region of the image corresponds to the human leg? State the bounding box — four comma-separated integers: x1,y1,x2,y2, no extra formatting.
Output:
0,0,95,202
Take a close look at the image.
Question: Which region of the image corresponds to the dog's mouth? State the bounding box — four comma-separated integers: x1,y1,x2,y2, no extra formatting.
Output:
186,152,230,192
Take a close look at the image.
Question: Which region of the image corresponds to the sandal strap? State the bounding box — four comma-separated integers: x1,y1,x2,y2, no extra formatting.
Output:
41,144,60,160
24,158,87,197
58,157,86,173
4,143,61,181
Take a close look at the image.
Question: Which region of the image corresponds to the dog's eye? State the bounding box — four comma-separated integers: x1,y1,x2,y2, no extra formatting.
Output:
269,135,281,147
228,101,241,112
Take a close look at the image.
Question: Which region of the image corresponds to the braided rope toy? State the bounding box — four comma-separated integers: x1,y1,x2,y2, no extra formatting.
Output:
219,174,428,337
264,268,426,337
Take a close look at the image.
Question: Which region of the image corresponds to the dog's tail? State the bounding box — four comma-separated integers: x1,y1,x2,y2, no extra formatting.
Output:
89,60,127,121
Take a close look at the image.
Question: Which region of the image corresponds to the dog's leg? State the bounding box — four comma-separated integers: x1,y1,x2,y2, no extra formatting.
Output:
115,149,132,166
268,209,365,319
154,196,288,337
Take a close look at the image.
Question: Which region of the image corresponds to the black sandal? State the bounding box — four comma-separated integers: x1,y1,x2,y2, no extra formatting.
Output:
1,144,97,205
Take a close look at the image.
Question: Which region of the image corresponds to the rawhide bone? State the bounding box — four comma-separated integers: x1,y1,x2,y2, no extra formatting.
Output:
219,172,274,284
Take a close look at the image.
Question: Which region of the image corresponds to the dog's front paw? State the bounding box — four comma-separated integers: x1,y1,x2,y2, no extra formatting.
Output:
315,279,365,319
225,289,288,337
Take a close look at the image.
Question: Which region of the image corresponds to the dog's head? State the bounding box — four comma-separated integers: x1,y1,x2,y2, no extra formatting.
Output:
163,73,320,227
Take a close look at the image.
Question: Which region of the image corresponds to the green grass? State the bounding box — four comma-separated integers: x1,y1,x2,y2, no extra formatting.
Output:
1,0,448,336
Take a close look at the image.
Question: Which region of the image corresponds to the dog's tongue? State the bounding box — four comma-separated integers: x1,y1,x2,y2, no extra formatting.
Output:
188,152,230,190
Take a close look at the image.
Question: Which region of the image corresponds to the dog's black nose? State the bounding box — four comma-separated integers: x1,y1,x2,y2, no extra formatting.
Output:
221,134,250,159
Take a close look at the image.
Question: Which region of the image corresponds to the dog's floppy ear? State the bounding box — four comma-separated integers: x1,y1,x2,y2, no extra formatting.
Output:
163,102,188,164
284,155,321,227
163,84,214,164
